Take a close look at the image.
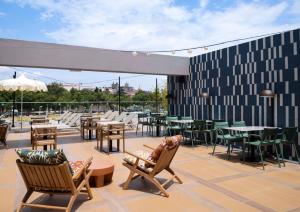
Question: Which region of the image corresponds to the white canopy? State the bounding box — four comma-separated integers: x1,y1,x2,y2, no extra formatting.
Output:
0,73,47,131
0,73,47,92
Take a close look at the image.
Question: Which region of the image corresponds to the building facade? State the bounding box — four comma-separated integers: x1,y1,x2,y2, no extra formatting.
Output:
168,29,300,146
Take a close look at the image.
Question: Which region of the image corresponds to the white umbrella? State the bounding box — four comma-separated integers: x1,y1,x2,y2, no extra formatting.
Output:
0,73,48,130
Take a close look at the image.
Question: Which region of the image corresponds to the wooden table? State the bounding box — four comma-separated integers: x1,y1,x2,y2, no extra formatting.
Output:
96,121,124,153
89,159,114,187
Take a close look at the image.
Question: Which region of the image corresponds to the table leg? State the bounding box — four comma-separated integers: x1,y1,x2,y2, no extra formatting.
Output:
156,124,160,137
109,139,112,152
89,130,92,140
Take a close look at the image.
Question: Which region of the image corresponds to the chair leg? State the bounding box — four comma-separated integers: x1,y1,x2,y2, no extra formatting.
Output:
204,133,208,147
258,145,265,170
123,170,135,189
274,144,281,168
242,142,246,162
85,181,93,200
17,190,33,212
136,124,138,135
212,141,216,155
151,177,169,197
66,193,78,212
165,167,183,184
292,144,300,164
280,143,285,167
227,142,231,160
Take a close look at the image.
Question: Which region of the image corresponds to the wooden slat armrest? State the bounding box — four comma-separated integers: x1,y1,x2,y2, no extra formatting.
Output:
143,144,155,150
124,151,156,166
72,157,93,180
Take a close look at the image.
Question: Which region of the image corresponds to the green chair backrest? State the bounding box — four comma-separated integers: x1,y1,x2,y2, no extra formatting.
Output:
262,128,278,141
180,116,192,120
193,120,206,131
214,122,229,130
166,116,178,121
232,121,246,127
282,127,298,142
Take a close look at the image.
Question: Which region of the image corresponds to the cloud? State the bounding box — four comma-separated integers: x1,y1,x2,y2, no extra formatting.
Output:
5,0,300,57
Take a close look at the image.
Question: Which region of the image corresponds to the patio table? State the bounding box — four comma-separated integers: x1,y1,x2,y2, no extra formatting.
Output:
223,126,277,161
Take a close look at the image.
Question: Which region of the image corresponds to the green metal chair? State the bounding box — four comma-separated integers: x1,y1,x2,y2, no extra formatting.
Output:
212,127,243,159
165,116,181,136
136,113,152,136
276,127,299,165
245,128,281,170
183,120,206,146
231,121,249,161
193,120,207,145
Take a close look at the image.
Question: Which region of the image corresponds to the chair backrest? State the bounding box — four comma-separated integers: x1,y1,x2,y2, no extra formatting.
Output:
114,112,128,121
153,145,180,175
232,121,246,127
193,120,206,131
16,160,75,192
107,111,119,120
102,110,112,119
123,113,136,124
0,124,8,143
108,123,125,134
32,127,57,141
214,121,229,129
262,128,278,141
282,127,298,142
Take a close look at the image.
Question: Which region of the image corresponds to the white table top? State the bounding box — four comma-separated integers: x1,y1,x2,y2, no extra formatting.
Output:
31,123,75,130
97,121,123,126
170,120,194,124
224,126,278,132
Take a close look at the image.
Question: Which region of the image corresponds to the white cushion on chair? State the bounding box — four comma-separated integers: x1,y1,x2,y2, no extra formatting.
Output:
123,150,153,173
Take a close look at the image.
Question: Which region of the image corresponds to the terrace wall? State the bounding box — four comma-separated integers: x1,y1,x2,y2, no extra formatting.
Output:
168,28,300,148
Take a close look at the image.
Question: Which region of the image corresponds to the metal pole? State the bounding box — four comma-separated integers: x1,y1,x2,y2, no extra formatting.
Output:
155,78,158,112
12,71,16,127
118,76,121,115
20,91,23,131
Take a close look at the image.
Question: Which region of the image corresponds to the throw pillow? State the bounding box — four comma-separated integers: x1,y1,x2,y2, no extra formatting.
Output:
15,149,74,174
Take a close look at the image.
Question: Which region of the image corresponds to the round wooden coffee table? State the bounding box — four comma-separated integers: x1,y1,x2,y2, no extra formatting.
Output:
89,159,114,187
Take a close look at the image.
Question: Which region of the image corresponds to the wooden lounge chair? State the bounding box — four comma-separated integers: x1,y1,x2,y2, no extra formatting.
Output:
0,123,8,147
16,157,93,212
122,143,182,197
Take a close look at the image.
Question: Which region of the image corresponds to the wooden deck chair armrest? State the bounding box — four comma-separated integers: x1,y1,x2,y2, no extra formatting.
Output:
124,151,156,166
143,144,155,150
72,157,93,180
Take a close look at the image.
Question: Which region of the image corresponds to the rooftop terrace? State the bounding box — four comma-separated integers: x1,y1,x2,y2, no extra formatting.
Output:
1,131,300,211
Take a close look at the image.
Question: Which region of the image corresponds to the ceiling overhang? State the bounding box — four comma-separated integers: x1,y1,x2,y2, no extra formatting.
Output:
0,38,189,76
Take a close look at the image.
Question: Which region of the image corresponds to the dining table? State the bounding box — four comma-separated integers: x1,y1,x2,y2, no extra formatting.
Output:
223,126,278,161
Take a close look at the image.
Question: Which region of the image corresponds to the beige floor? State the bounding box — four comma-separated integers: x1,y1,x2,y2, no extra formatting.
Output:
1,130,300,212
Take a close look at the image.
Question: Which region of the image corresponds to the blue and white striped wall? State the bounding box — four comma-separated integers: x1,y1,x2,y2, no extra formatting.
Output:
168,28,300,147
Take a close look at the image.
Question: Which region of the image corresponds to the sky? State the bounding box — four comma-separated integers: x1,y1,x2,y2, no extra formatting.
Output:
0,0,299,90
